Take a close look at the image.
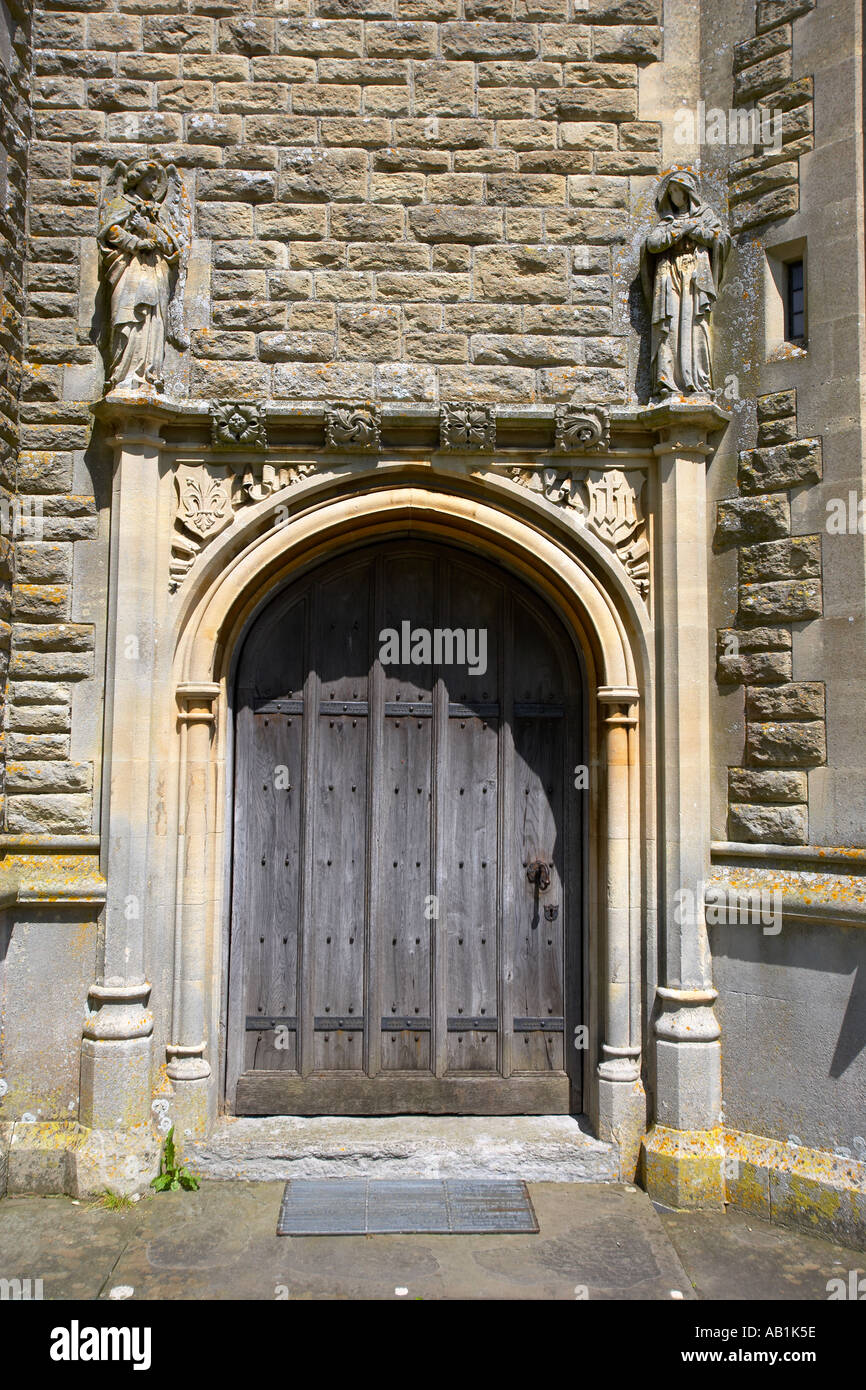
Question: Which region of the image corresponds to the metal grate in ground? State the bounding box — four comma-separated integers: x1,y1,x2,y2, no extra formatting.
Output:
276,1178,539,1235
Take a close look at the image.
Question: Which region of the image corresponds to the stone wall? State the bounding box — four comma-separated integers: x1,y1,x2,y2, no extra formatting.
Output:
0,0,31,827
26,0,664,407
12,0,671,835
728,0,815,234
715,388,826,844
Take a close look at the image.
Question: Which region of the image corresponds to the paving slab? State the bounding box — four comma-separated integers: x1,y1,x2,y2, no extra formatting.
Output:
0,1182,689,1301
658,1205,866,1301
2,1182,863,1301
0,1195,143,1301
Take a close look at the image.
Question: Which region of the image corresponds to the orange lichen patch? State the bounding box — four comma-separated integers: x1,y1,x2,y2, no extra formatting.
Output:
707,864,866,918
723,1130,866,1191
642,1125,727,1210
0,852,106,908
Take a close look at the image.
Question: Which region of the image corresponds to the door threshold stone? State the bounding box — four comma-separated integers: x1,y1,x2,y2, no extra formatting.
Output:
190,1114,619,1184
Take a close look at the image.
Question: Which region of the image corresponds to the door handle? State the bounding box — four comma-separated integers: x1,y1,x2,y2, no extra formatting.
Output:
526,860,551,892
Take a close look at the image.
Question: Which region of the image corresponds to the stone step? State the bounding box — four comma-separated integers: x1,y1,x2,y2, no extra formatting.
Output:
189,1115,619,1183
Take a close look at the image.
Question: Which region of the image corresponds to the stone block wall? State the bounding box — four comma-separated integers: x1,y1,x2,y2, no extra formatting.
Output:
12,0,672,835
23,0,665,410
715,387,826,844
728,0,815,234
0,1,31,827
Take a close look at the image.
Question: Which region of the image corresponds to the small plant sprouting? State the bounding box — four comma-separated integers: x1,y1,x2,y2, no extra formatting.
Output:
87,1190,138,1212
150,1126,201,1193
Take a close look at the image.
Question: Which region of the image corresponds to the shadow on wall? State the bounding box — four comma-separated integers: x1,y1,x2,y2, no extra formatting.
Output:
711,916,866,1149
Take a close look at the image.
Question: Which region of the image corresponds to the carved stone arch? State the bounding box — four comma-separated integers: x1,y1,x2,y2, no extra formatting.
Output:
163,483,650,1152
86,395,727,1190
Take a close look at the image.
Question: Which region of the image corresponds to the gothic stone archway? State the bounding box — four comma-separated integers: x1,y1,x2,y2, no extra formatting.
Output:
84,396,728,1187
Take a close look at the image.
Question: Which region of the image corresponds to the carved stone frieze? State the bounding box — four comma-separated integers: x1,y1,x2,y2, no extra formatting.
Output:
211,400,267,451
440,403,496,452
324,403,381,452
554,405,609,454
508,463,650,601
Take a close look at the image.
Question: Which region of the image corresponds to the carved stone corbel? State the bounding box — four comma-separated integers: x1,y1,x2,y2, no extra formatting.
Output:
211,400,267,451
440,402,496,452
554,404,609,453
324,403,381,452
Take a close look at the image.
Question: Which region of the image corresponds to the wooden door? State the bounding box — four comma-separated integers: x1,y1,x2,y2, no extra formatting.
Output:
226,541,582,1115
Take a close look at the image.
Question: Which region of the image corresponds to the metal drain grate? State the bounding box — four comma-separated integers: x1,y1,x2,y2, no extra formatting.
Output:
276,1178,539,1236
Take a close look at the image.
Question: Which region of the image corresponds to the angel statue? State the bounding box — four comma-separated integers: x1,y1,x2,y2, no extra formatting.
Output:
640,169,730,399
98,159,191,393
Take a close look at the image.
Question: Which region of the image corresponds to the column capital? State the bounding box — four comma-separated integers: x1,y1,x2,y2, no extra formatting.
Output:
176,681,221,723
597,685,639,705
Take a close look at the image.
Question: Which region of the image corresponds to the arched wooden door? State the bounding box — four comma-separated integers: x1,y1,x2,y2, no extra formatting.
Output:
226,541,583,1114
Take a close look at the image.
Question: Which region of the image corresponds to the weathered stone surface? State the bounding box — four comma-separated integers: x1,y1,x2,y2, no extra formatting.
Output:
5,792,92,832
413,61,476,114
733,50,793,103
715,495,790,548
756,0,815,33
738,579,822,624
271,362,375,398
728,768,808,804
746,721,827,767
68,1127,162,1199
738,438,823,494
409,206,503,243
591,24,661,62
738,536,821,584
338,305,401,359
716,649,793,687
731,184,799,233
756,415,798,446
733,25,792,73
728,802,808,844
473,246,568,302
6,762,92,793
757,388,797,420
746,683,825,721
7,703,72,734
7,1123,80,1196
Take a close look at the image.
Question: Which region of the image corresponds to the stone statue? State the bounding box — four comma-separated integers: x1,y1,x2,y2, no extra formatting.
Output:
98,160,190,393
640,169,730,399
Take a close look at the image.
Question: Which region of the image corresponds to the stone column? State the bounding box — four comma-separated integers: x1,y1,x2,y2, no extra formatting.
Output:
642,406,728,1208
80,411,162,1148
167,681,221,1137
596,686,645,1177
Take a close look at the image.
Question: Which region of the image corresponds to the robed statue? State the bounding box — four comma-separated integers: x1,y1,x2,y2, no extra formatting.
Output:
640,169,730,398
98,160,190,393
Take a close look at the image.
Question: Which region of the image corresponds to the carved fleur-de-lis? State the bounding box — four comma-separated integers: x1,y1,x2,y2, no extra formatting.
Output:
182,475,229,534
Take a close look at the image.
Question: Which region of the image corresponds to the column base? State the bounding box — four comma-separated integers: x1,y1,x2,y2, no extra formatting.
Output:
68,1125,161,1198
641,1123,726,1210
4,1120,160,1198
597,1073,647,1181
654,1037,722,1132
164,1073,215,1146
79,1035,152,1131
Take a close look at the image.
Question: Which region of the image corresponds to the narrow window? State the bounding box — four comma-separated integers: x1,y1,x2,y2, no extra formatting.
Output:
785,259,805,341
